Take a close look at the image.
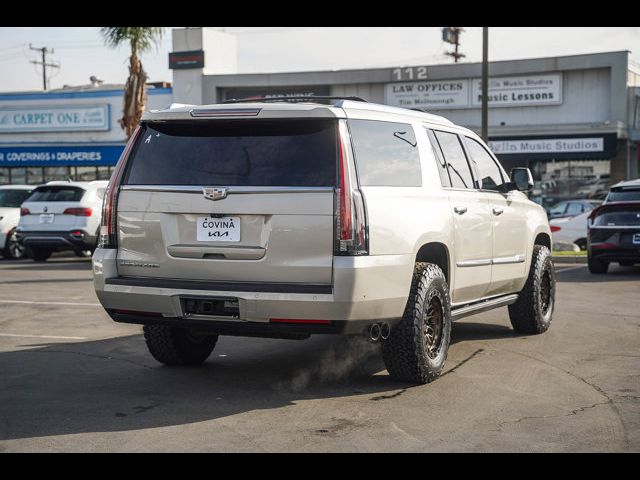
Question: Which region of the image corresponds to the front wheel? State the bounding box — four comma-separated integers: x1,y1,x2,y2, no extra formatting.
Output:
382,262,452,384
509,245,555,334
3,229,25,259
143,325,218,365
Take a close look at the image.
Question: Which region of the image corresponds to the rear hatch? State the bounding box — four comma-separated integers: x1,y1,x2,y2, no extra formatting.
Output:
116,118,338,284
20,186,87,231
590,202,640,246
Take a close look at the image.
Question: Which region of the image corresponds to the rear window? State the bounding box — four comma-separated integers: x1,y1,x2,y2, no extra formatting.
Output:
0,189,33,208
593,210,640,226
606,189,640,202
124,120,338,187
26,186,85,202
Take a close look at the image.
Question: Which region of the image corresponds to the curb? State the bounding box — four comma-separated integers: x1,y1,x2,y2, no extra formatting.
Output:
552,255,588,264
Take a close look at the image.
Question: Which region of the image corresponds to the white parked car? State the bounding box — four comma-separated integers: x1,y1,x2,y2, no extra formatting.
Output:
0,185,36,259
17,180,108,261
550,211,590,250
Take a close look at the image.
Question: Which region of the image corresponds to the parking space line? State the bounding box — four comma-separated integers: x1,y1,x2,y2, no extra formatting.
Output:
0,299,100,307
0,333,87,340
555,265,586,273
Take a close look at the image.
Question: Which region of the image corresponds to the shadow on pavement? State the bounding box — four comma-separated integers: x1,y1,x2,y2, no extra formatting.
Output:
555,264,640,283
0,259,91,271
0,333,404,441
451,321,520,344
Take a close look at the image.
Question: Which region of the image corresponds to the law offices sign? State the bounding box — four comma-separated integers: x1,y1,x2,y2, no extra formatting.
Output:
384,79,469,109
0,104,110,133
385,72,563,109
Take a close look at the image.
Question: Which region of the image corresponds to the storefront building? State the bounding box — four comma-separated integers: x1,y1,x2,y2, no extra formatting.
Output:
170,28,640,207
0,83,172,185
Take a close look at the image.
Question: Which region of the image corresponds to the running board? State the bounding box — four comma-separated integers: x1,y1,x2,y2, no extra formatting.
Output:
451,294,519,320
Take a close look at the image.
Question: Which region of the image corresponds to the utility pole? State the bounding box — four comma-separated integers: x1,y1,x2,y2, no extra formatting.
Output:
442,27,465,63
29,44,60,91
481,27,489,142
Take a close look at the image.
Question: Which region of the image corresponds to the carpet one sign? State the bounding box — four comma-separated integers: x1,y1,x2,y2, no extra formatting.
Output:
385,73,562,109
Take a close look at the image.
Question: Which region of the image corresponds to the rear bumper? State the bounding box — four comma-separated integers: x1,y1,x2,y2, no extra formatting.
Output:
93,248,415,336
589,228,640,262
17,230,97,251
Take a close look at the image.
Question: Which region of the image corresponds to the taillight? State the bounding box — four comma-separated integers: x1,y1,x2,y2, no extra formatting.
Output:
63,207,92,216
20,208,30,216
99,126,142,248
550,225,561,232
335,120,368,256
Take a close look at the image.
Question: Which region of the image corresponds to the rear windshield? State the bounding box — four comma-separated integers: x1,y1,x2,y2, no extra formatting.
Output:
0,189,33,208
606,189,640,202
124,120,338,187
593,211,640,226
26,186,85,202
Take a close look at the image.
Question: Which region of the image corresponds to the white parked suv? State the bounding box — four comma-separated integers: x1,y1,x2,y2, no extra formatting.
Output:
92,97,555,384
0,185,35,259
17,180,108,261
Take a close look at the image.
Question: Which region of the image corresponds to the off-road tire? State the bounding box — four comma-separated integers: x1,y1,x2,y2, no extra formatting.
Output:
27,247,52,262
382,262,451,384
509,245,555,334
588,256,609,274
143,325,218,366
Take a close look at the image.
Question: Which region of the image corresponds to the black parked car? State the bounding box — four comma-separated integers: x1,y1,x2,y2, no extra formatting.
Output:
587,179,640,274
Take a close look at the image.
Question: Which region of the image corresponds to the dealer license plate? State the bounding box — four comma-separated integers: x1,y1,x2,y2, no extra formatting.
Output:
39,214,54,224
633,233,640,245
197,216,240,242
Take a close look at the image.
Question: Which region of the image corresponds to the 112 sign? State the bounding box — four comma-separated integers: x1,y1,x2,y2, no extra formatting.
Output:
392,66,428,81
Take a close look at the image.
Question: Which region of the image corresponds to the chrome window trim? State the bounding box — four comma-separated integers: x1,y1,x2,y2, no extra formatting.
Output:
120,185,335,194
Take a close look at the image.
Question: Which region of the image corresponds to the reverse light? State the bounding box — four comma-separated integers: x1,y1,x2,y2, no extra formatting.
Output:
64,207,92,216
20,208,30,216
335,120,368,256
99,126,142,248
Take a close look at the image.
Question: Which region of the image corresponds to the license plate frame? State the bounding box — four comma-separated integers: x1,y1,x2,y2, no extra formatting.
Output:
39,213,54,224
196,216,240,242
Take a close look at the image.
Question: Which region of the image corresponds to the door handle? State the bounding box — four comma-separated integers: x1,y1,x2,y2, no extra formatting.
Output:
454,206,467,215
493,207,504,216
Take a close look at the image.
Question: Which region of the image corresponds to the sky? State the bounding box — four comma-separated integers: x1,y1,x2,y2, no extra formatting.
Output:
0,27,639,92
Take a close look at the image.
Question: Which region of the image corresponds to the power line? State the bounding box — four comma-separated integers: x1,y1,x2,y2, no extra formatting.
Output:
29,44,60,91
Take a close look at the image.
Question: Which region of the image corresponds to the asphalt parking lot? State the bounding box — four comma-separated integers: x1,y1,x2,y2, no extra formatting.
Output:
0,256,638,452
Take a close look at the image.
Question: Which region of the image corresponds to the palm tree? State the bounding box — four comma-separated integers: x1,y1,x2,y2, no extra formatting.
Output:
100,27,164,139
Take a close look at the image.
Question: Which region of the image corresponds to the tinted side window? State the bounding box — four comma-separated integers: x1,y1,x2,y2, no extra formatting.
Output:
349,120,421,187
426,129,451,187
433,131,474,189
566,203,583,215
464,137,505,191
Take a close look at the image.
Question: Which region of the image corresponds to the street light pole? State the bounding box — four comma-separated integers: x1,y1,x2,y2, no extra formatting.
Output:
481,27,489,142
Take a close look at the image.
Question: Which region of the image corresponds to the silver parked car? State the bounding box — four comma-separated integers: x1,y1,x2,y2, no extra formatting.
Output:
93,97,555,384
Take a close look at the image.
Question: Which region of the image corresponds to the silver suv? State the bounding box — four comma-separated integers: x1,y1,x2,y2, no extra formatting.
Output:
93,97,555,384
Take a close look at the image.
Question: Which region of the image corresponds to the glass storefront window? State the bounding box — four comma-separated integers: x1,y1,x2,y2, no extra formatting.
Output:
44,167,72,183
10,168,26,185
0,168,10,185
26,167,45,184
96,166,113,180
76,166,99,181
529,159,611,211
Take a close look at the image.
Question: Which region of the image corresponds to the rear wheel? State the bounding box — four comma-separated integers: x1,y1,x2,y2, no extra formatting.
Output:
382,262,451,384
3,229,25,259
588,256,609,274
27,247,52,262
143,325,218,366
509,245,555,334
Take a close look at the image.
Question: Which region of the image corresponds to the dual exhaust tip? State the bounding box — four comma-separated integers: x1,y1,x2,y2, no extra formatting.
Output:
368,322,390,342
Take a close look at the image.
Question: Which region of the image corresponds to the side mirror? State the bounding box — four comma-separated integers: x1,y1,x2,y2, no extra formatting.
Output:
510,167,534,192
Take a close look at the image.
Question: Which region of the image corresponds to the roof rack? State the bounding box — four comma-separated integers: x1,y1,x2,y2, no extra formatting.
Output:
223,95,368,104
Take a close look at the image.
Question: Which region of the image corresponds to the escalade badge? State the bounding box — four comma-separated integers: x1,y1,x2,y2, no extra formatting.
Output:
203,187,228,201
